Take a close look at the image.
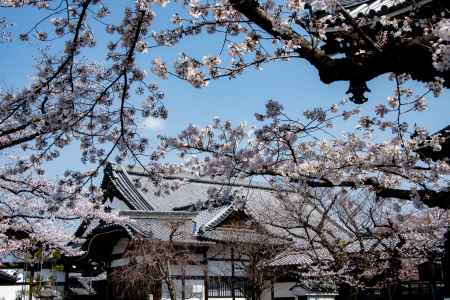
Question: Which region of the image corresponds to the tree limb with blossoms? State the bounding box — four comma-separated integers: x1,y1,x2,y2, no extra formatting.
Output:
154,75,450,290
111,222,193,300
0,0,167,257
149,0,449,102
158,91,449,209
0,159,126,258
0,0,448,271
256,186,447,296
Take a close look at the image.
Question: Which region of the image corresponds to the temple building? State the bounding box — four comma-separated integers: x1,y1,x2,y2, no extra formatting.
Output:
71,163,339,300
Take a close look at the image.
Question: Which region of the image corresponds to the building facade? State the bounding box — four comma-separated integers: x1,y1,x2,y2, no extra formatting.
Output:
71,163,337,300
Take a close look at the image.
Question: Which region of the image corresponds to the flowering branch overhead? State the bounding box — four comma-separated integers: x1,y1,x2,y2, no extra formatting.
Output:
0,0,448,275
230,0,449,91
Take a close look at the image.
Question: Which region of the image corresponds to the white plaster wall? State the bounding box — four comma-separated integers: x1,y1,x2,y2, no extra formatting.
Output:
109,196,131,210
207,245,232,260
273,282,298,298
111,237,130,255
207,260,246,277
261,281,338,300
259,285,273,300
111,257,130,268
171,265,205,276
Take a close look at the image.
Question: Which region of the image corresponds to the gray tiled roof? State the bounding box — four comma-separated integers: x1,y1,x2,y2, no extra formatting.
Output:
344,0,433,18
117,207,287,244
117,210,214,244
343,232,445,255
100,164,371,263
192,207,225,228
268,253,313,266
201,205,235,231
103,164,297,244
267,229,446,267
130,218,197,243
105,162,293,216
340,0,372,8
105,164,154,211
103,163,352,245
139,179,208,211
200,227,288,244
193,203,291,243
268,249,333,267
0,270,16,284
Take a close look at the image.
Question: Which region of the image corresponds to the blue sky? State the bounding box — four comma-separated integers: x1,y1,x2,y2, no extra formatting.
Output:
1,2,449,180
0,4,448,298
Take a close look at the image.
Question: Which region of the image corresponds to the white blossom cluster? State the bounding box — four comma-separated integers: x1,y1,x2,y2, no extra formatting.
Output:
0,162,126,257
432,20,450,72
0,0,448,284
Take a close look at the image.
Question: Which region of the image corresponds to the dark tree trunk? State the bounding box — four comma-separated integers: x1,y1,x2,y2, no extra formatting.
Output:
443,230,450,297
231,247,236,300
166,278,177,300
336,283,358,300
28,268,34,300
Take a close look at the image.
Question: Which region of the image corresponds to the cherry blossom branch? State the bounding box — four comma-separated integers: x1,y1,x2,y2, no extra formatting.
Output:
229,0,449,87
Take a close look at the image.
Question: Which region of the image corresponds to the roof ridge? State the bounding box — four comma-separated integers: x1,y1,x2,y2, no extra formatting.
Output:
200,204,235,232
106,163,354,239
111,162,294,193
119,210,197,219
106,163,157,211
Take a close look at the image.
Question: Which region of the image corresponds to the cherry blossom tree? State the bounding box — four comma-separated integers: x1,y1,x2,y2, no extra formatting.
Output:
258,187,447,298
228,227,290,300
0,0,448,277
158,90,449,207
111,221,193,300
155,91,449,291
0,155,127,257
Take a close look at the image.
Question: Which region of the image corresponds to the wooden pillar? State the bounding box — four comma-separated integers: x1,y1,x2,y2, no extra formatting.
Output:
28,268,34,300
231,247,235,300
105,263,112,300
156,282,162,300
271,281,274,300
64,264,69,300
444,229,450,297
203,249,209,300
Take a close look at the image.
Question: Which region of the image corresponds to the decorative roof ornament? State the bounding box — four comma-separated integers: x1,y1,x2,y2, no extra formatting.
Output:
233,194,247,211
346,80,371,104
